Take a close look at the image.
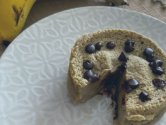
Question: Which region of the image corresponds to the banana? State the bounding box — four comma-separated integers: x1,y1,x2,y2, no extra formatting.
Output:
0,0,36,46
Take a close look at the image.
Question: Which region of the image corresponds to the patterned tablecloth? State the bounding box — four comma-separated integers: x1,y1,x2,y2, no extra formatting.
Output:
0,0,165,56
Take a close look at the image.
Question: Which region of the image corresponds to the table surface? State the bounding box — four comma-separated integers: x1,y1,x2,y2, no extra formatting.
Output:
0,0,166,56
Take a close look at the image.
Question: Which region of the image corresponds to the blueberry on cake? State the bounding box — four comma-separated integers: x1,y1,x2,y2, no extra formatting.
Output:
68,29,166,125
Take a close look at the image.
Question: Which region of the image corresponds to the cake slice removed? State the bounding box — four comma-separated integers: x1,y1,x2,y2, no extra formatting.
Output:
68,29,166,125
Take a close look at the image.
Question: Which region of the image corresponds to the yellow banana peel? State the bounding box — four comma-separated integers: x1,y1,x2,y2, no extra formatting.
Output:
105,0,112,3
0,0,36,46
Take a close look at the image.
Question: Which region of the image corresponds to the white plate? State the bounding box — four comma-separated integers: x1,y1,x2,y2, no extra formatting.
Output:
0,6,166,125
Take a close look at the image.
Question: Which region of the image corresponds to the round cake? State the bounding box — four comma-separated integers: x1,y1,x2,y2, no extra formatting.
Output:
68,29,166,125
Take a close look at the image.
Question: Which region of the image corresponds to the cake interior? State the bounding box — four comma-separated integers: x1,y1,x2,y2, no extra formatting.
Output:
68,63,128,124
103,63,126,120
